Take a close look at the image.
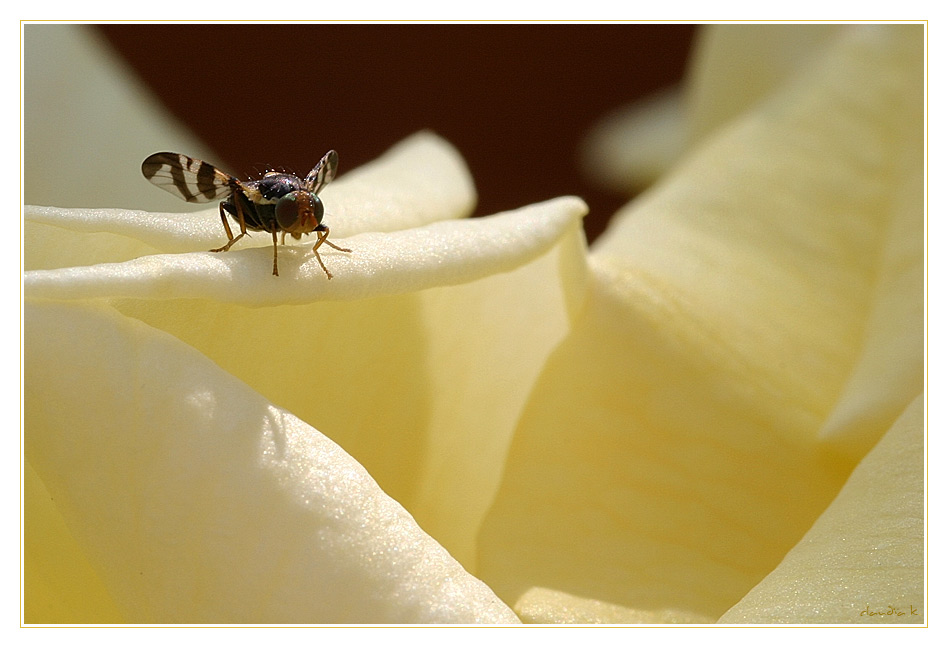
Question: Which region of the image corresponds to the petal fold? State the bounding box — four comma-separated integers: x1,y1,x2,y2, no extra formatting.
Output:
24,460,124,624
514,587,714,624
685,25,843,142
25,301,519,624
477,24,923,623
593,24,923,455
25,197,587,305
477,272,850,621
719,395,924,624
85,204,588,573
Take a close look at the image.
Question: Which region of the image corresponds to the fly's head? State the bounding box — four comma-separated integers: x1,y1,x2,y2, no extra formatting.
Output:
275,189,325,235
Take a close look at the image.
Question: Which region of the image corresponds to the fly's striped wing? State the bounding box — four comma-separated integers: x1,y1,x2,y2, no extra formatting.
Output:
303,150,339,195
141,152,235,203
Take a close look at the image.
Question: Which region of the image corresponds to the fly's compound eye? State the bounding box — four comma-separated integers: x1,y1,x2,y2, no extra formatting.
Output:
276,191,324,231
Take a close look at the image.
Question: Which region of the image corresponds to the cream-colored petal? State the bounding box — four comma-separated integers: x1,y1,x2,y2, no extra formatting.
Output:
477,25,922,623
582,26,843,190
408,222,589,568
685,25,843,143
24,460,124,624
25,197,585,305
514,587,715,624
719,395,924,624
24,217,165,273
25,131,475,271
323,131,477,236
594,25,923,454
25,301,518,624
24,24,215,209
52,200,587,574
477,271,851,621
581,86,688,191
817,102,925,460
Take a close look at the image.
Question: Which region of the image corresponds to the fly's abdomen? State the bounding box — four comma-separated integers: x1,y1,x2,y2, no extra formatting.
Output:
223,193,278,232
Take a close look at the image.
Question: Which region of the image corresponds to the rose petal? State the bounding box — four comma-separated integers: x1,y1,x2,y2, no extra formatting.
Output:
25,197,586,305
25,301,519,624
514,587,715,624
593,25,923,456
323,131,477,236
581,25,844,190
718,395,924,624
686,25,843,142
24,24,215,209
24,460,124,623
406,222,589,567
25,195,589,616
76,201,587,572
477,271,851,621
581,86,688,191
477,25,922,622
817,122,924,459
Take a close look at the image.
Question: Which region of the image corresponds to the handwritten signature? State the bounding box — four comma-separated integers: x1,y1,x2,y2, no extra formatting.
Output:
860,604,920,618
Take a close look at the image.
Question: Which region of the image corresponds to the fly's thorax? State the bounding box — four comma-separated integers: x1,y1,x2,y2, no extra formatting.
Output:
257,173,305,202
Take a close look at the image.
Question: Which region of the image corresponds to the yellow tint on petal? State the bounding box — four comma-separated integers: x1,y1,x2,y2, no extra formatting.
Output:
409,223,589,567
24,216,165,272
24,460,124,624
594,24,923,456
514,587,715,624
477,25,922,623
685,25,842,143
817,87,924,460
719,395,924,624
324,131,477,236
477,271,851,620
581,25,843,191
25,301,518,623
102,199,588,570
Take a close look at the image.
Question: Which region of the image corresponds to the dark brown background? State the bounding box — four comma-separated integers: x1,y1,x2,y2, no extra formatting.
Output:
99,24,695,243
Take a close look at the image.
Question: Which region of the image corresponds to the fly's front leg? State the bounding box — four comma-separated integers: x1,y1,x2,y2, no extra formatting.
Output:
271,230,280,276
312,225,352,254
323,239,352,253
310,226,352,280
311,229,332,279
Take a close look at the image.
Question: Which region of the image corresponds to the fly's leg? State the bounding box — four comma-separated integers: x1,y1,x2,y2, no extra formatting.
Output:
324,239,352,253
271,230,280,276
313,225,351,254
311,229,331,279
210,195,248,253
311,226,351,280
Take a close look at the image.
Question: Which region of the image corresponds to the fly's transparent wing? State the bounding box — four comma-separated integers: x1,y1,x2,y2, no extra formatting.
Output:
141,152,236,203
303,150,339,195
